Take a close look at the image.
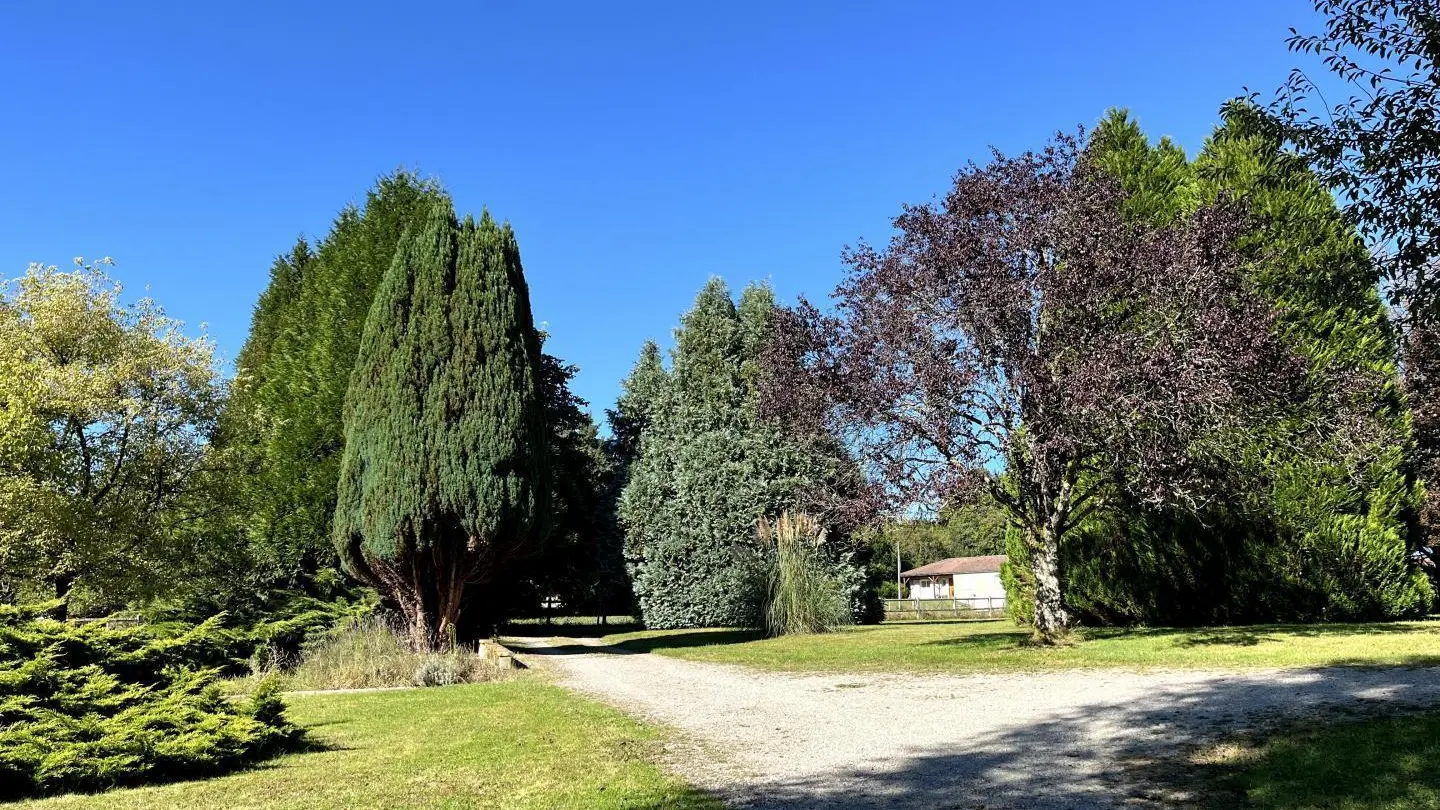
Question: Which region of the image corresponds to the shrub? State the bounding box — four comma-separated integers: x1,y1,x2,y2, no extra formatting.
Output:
0,603,301,800
757,512,851,636
274,615,507,691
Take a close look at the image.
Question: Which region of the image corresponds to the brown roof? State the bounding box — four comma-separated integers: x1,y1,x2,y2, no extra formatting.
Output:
899,555,1007,578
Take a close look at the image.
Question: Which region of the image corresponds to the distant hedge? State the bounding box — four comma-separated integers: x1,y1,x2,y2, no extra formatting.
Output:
0,603,302,799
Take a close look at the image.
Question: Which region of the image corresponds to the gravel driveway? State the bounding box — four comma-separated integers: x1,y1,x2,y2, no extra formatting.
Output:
507,636,1440,810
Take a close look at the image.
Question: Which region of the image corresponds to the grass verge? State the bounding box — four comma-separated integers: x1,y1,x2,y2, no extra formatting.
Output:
601,618,1440,673
1186,710,1440,809
15,680,718,810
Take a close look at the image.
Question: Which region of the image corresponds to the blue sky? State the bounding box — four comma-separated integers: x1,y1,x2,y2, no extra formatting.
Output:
1,1,1323,420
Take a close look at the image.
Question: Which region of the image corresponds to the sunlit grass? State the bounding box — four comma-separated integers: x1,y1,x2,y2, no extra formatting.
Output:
17,680,719,810
1193,710,1440,809
601,618,1440,674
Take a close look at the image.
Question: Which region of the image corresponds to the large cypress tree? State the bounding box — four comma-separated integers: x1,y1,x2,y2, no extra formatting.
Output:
606,340,667,472
1049,109,1434,624
333,204,546,649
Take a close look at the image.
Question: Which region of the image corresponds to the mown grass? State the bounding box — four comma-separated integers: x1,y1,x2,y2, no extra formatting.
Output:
1191,710,1440,809
601,618,1440,673
16,680,719,810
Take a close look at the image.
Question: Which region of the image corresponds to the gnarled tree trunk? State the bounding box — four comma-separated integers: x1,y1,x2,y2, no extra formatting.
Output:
51,571,78,622
366,538,481,652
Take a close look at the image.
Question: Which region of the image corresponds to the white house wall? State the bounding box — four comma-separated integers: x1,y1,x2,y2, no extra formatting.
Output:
953,572,1005,599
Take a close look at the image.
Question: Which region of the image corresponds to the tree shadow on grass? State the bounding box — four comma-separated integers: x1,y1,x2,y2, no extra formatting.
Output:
504,630,767,657
705,665,1440,809
1175,629,1281,647
916,628,1034,650
1086,619,1440,642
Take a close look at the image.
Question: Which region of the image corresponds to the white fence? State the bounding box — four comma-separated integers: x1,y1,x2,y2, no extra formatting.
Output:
882,596,1005,620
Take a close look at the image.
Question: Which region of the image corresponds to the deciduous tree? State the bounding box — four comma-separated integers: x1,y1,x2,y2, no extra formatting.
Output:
762,134,1307,642
0,260,220,618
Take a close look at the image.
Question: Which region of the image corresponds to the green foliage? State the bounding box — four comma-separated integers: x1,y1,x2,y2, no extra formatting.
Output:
0,260,222,615
618,280,867,629
605,340,666,471
14,681,723,810
1000,526,1035,626
333,203,546,649
520,342,629,619
757,513,851,636
872,492,1010,586
220,171,450,600
221,171,613,630
0,603,301,799
1057,109,1435,625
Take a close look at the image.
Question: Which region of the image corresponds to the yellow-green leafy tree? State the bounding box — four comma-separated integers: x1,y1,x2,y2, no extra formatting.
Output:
0,260,221,618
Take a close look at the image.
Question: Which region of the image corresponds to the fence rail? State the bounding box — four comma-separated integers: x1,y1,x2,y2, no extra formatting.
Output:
882,596,1005,621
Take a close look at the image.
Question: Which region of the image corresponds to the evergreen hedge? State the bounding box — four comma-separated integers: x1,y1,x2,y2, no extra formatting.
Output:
0,603,301,799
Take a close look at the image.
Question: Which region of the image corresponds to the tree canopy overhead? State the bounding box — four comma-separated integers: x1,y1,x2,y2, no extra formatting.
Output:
1247,0,1440,322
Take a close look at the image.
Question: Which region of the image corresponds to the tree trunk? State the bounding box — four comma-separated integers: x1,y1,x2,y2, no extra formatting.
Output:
1030,526,1070,643
51,571,77,622
369,540,476,652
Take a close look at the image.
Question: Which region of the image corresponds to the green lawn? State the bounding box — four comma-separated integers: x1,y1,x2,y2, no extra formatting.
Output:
1192,711,1440,809
16,680,719,810
600,618,1440,673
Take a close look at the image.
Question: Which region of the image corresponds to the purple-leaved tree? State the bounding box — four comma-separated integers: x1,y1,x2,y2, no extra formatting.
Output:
761,133,1308,643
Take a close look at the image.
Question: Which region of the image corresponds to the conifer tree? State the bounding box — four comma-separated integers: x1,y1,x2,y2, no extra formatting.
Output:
619,279,867,629
332,204,546,649
223,172,449,593
606,340,667,472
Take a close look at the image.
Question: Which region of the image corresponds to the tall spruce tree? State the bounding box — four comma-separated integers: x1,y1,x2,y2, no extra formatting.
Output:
332,204,546,649
619,279,867,629
1046,109,1434,624
606,341,666,472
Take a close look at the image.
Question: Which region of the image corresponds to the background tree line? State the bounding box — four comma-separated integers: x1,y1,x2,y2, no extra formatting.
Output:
3,0,1439,646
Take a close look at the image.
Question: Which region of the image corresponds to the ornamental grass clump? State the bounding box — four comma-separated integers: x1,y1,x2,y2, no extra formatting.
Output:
278,615,506,691
0,602,301,800
757,512,850,637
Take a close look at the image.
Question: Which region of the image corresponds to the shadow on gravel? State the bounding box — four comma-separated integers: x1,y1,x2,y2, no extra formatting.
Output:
613,629,766,653
715,664,1440,810
501,622,645,638
507,630,768,657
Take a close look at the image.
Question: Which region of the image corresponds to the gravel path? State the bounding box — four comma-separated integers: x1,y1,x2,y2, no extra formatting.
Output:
506,636,1440,810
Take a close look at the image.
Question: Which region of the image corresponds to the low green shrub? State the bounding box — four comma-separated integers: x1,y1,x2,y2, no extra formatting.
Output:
143,590,377,676
0,602,302,800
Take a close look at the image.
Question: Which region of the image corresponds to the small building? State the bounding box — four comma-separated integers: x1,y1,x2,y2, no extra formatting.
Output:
899,555,1007,606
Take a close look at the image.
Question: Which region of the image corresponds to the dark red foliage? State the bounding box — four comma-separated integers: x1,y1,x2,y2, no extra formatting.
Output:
761,131,1308,552
1406,323,1440,554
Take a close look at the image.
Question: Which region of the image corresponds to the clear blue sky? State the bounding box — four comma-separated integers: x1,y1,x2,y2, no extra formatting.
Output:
1,1,1322,420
